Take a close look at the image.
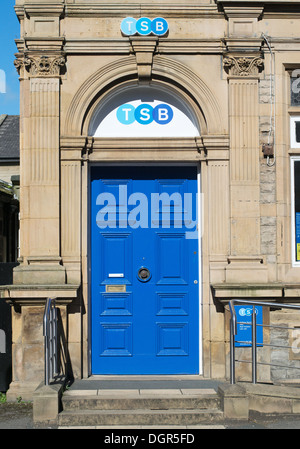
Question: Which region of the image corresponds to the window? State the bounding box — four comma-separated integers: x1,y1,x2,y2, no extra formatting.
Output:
88,84,200,138
291,158,300,265
291,74,300,106
290,116,300,148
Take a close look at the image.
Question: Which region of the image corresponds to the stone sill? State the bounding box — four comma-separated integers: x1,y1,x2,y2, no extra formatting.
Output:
212,283,300,302
0,284,79,307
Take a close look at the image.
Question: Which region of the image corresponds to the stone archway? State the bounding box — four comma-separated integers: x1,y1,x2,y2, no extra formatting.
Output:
63,55,224,137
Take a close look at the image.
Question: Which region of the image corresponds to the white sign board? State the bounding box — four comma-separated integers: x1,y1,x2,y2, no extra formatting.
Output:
89,86,200,138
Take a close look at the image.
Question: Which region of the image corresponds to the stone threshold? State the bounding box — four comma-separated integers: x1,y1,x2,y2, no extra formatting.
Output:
64,388,218,397
59,425,226,429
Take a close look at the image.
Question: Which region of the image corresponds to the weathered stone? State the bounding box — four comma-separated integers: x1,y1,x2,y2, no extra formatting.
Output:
33,381,64,424
218,383,249,419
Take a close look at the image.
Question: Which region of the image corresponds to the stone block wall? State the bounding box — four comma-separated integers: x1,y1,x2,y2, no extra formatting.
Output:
259,73,277,278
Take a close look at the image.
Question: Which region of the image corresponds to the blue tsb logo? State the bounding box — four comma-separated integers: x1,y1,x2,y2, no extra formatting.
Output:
117,103,173,125
121,17,169,36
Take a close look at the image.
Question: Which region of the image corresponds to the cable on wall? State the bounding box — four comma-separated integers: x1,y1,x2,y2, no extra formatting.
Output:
262,33,276,167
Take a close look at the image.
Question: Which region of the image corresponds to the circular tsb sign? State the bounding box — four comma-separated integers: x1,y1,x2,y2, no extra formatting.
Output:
117,103,174,125
121,17,169,36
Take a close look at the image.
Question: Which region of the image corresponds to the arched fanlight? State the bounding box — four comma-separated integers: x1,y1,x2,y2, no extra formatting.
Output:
88,84,200,138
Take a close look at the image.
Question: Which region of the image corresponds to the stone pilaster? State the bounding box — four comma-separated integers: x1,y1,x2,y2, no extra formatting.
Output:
14,53,66,285
224,54,268,282
6,48,78,403
61,160,82,284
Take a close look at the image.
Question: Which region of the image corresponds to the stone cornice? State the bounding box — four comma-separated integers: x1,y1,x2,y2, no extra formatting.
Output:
60,136,230,162
222,37,264,53
60,137,204,162
62,38,224,55
212,282,300,303
221,5,264,19
217,0,300,19
15,1,300,22
2,284,79,308
16,36,300,57
14,3,65,19
19,37,65,52
63,3,221,18
15,1,222,19
15,37,224,59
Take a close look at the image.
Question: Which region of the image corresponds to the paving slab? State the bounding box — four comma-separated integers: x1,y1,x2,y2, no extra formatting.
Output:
181,388,217,395
139,389,182,395
64,389,98,396
97,389,140,396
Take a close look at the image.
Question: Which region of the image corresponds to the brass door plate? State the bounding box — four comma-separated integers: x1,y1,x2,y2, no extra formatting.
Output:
106,285,126,293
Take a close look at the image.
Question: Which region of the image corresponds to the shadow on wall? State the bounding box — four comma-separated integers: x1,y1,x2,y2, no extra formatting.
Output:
57,307,74,386
0,264,18,392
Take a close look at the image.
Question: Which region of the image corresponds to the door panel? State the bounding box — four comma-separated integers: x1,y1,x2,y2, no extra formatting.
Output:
100,232,132,285
157,233,188,284
91,166,199,374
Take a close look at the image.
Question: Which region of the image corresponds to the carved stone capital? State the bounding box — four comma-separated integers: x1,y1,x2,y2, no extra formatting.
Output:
223,55,264,77
14,54,66,77
14,55,32,75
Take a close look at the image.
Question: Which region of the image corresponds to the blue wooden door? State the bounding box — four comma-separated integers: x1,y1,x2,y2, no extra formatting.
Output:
91,166,199,374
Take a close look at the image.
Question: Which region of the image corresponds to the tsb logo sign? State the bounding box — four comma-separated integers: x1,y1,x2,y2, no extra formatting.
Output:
117,103,173,125
121,17,169,36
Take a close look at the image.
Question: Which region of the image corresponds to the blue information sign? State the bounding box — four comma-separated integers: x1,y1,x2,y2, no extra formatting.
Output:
296,212,300,261
235,305,263,347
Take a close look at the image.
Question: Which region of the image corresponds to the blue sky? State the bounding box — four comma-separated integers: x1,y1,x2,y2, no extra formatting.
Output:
0,1,20,115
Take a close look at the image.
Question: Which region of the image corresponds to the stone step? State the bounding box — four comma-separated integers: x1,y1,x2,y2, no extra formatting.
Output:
58,408,224,427
61,393,221,411
59,424,227,429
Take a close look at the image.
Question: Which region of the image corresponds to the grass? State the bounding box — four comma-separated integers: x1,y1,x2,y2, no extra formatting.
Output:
0,393,32,405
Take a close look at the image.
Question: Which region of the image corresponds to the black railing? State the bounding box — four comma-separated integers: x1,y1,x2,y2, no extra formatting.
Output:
229,299,300,384
43,297,58,385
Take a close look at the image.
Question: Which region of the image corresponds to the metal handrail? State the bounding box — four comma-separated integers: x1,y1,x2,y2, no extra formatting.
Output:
43,297,58,385
229,299,300,385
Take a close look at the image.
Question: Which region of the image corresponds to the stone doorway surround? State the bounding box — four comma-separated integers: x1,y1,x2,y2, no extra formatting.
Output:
7,0,300,403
